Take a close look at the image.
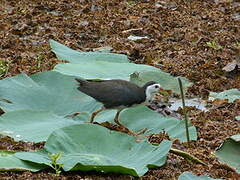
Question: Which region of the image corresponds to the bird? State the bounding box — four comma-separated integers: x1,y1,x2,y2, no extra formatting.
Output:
75,78,161,135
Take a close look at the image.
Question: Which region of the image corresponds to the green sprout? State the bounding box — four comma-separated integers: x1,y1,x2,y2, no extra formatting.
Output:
126,0,137,6
0,60,9,77
206,40,223,50
48,152,64,176
36,55,44,69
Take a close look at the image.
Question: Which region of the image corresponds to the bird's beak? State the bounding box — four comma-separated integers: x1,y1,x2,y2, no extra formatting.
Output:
159,88,164,92
157,88,165,95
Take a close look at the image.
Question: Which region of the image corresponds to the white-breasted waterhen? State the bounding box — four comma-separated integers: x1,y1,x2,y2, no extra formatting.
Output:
75,78,161,135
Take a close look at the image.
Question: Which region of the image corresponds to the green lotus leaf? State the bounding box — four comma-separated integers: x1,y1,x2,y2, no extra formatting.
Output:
54,61,159,80
0,106,197,143
15,124,172,177
54,62,191,94
231,134,240,142
94,105,197,142
215,135,240,173
0,110,82,142
0,150,46,172
51,40,192,94
50,39,129,63
235,116,240,121
0,71,101,116
209,89,240,103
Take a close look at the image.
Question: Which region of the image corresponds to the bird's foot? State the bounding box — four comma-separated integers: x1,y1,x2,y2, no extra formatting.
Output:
125,128,146,142
136,128,148,135
65,112,80,118
128,128,148,137
118,125,147,137
114,118,147,137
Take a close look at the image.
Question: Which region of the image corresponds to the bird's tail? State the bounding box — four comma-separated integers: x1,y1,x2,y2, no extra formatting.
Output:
75,78,87,86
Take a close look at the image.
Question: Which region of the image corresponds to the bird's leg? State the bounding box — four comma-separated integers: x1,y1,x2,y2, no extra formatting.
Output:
113,109,124,127
90,107,105,123
114,109,143,137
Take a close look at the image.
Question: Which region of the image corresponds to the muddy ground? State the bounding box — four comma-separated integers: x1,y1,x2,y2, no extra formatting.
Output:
0,0,240,179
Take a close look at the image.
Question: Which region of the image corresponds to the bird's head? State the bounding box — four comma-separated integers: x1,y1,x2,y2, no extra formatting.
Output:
142,81,161,103
143,81,161,94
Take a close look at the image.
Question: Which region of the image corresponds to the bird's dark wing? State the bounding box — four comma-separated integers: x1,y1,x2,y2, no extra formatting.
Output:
100,80,146,108
76,80,146,108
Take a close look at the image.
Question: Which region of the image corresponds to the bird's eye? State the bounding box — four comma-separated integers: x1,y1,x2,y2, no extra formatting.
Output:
155,85,159,88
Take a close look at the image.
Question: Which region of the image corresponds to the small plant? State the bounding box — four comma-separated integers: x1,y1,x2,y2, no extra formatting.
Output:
126,0,137,6
0,60,9,77
49,152,64,176
206,40,223,50
36,55,44,69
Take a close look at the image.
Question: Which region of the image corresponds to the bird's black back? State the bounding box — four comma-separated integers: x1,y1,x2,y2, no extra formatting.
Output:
75,78,146,108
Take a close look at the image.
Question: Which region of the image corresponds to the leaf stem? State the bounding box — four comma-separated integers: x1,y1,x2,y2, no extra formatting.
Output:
178,78,190,144
170,148,206,165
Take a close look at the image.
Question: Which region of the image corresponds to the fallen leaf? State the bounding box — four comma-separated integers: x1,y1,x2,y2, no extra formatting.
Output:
222,60,240,72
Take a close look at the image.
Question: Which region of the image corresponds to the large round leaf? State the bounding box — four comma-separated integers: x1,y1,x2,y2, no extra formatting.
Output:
215,135,240,173
50,39,129,63
54,61,192,94
54,61,159,80
0,110,82,142
50,40,192,93
209,89,240,103
94,106,197,142
0,150,46,172
0,71,101,116
15,124,172,177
